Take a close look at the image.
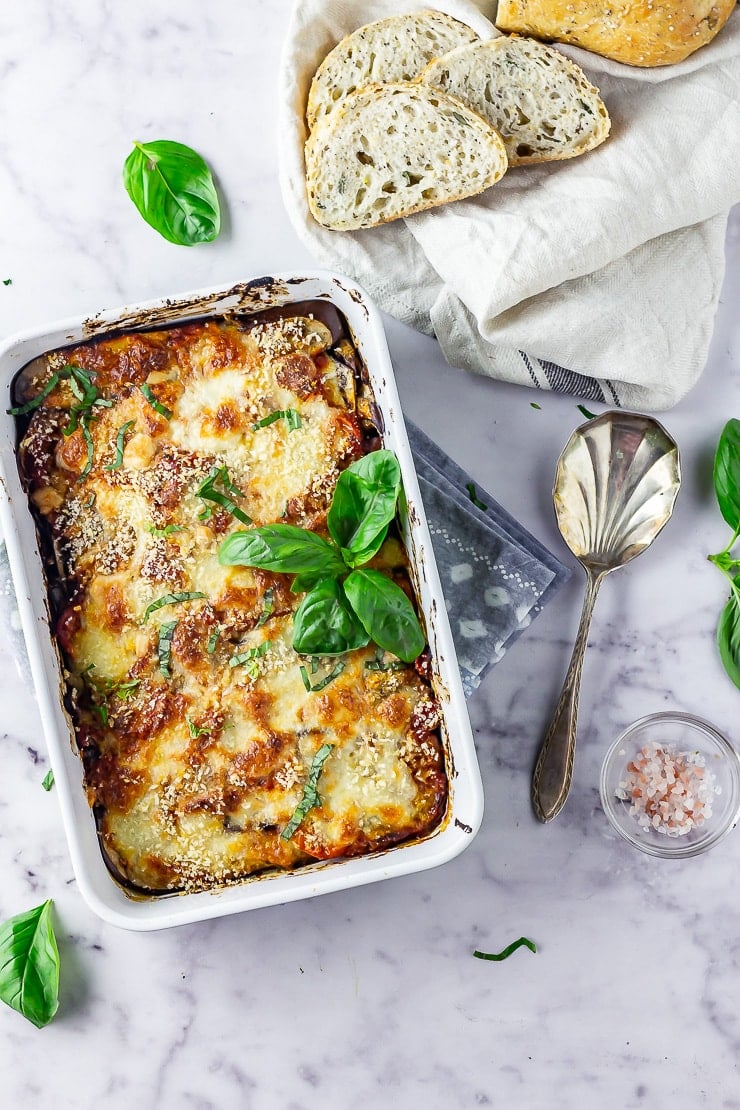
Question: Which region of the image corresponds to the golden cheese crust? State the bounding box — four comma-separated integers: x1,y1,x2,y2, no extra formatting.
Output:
15,311,446,893
495,0,736,66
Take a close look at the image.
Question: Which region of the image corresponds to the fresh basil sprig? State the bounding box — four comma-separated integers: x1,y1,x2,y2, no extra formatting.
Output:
123,139,221,246
218,450,424,661
0,900,60,1028
708,419,740,688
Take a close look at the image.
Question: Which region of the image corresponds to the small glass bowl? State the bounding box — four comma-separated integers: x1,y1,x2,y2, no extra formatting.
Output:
599,711,740,858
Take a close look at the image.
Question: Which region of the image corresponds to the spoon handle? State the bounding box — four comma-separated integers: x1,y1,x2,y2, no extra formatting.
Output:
532,568,605,822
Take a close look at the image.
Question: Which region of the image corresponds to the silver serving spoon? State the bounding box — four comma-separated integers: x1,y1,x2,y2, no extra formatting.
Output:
532,411,681,823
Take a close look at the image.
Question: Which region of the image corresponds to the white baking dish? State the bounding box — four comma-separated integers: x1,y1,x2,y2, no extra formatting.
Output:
0,271,483,931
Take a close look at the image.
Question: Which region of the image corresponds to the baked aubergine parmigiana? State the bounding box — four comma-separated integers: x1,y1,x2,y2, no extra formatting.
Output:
11,307,447,894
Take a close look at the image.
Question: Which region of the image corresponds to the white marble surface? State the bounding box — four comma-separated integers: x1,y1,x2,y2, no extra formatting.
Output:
1,3,739,1107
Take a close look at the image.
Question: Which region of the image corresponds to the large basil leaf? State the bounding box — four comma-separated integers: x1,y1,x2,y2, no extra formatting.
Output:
327,450,400,561
713,419,740,532
123,140,221,246
344,568,424,663
293,579,370,656
0,900,60,1029
717,586,740,689
219,525,345,577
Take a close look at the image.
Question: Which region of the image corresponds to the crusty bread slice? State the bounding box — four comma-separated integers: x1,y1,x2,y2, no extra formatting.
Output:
420,35,610,166
495,0,736,67
305,82,508,231
306,10,479,131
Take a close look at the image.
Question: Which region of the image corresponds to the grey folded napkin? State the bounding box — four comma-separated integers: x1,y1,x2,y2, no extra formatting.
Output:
408,420,570,696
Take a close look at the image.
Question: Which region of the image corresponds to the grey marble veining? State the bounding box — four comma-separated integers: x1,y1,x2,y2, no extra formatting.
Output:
1,3,739,1108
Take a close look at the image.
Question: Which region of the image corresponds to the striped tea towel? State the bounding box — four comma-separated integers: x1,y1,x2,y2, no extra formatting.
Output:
278,0,740,410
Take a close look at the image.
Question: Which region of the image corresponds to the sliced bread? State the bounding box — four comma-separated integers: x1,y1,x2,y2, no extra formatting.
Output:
420,35,610,166
306,10,479,132
305,82,508,231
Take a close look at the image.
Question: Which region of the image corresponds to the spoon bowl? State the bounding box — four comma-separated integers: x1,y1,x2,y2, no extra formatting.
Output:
532,411,681,822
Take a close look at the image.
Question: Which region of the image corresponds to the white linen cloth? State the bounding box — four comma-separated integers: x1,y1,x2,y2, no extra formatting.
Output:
278,0,740,410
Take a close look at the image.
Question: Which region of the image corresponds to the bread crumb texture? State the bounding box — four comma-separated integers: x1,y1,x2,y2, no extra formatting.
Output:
421,35,610,166
305,82,508,231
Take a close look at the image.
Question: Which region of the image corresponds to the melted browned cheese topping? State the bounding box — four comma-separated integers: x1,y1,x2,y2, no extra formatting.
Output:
15,313,446,893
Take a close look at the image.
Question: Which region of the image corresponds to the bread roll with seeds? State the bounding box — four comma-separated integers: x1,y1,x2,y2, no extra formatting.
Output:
494,0,736,66
306,9,479,131
420,35,610,166
305,82,508,231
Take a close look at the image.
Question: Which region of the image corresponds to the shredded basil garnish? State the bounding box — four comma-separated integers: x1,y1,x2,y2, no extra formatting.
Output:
473,937,537,962
143,591,206,623
299,661,345,691
253,409,302,432
364,650,406,673
104,420,135,471
256,587,275,628
281,743,334,840
186,716,210,739
140,382,172,419
93,702,109,727
228,640,271,674
41,769,55,792
206,628,220,654
114,678,141,700
466,483,487,511
197,465,251,526
145,523,183,537
7,370,63,415
157,620,178,678
577,404,597,420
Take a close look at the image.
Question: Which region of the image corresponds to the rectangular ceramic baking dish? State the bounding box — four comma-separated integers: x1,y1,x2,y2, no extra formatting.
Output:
0,271,483,931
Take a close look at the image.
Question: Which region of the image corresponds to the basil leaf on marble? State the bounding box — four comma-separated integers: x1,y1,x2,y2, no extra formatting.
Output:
713,419,740,533
473,937,537,962
0,900,60,1028
343,568,424,663
717,583,740,690
123,140,221,246
41,769,55,792
708,420,740,687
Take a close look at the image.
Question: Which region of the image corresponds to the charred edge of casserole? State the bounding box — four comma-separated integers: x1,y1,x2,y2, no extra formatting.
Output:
11,303,446,897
